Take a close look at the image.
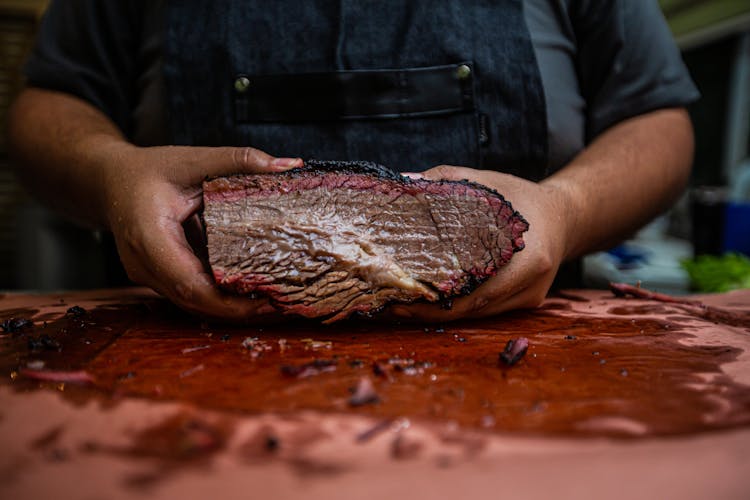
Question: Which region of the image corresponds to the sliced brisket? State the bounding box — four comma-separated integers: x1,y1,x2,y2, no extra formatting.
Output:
202,160,528,322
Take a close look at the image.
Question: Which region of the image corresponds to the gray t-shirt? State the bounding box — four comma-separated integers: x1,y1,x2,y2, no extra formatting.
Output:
526,0,699,167
25,0,699,172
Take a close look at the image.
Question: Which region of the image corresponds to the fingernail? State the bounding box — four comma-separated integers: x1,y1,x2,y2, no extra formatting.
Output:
402,172,423,180
271,157,303,168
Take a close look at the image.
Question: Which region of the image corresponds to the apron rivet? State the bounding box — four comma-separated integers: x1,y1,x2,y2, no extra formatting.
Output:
455,64,471,80
234,76,251,93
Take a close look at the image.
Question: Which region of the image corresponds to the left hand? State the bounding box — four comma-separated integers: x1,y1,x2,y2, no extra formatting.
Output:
390,165,574,321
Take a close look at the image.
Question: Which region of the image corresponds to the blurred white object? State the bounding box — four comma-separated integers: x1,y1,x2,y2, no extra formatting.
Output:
583,217,692,295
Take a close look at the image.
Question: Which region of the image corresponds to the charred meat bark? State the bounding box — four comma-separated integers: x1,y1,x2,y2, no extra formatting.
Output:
203,160,528,322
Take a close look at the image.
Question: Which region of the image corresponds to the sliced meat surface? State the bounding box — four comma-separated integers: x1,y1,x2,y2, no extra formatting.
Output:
203,160,528,322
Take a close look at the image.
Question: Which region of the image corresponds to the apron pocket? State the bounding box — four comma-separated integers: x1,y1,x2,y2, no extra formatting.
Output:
233,62,475,122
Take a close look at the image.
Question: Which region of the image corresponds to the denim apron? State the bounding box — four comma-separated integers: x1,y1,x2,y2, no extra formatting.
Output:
163,0,548,180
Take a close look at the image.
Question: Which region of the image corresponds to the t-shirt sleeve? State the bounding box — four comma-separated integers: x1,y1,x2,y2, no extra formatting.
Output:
23,0,142,137
571,0,700,140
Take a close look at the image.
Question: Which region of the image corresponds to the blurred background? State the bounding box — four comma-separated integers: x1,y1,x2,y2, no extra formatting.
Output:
0,0,749,293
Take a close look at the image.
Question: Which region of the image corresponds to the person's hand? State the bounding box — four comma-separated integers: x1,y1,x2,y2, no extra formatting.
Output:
390,165,575,321
99,142,302,321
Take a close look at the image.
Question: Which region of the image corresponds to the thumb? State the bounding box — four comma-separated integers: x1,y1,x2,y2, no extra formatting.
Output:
182,146,303,181
418,164,475,182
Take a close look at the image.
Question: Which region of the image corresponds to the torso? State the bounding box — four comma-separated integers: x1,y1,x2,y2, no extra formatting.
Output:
133,0,587,176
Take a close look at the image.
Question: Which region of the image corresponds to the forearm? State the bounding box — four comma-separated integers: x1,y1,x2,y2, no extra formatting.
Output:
543,108,694,260
7,87,130,228
9,87,303,320
391,107,695,321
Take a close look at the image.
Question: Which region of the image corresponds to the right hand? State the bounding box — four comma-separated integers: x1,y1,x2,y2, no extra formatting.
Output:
99,142,302,321
389,165,569,322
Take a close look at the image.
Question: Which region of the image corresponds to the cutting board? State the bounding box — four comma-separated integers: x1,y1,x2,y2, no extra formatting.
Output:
1,287,749,499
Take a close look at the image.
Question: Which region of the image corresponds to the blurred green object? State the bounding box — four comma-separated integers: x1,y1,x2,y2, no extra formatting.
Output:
682,253,750,292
